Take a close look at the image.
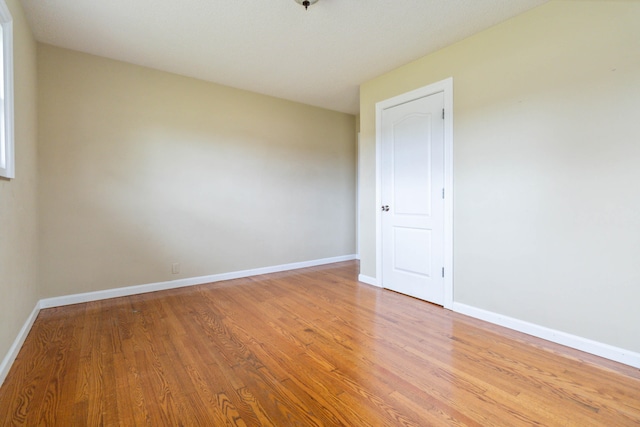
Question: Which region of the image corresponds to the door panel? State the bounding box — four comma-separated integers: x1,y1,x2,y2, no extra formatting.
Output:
381,92,444,304
393,227,432,276
393,115,432,215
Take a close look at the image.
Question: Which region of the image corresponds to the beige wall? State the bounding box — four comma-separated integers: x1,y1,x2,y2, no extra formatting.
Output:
0,0,38,363
360,1,640,352
38,44,356,297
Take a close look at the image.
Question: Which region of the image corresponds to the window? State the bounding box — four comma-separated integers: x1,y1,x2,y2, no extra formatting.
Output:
0,0,13,179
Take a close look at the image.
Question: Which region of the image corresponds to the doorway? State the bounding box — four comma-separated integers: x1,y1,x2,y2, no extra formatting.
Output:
375,78,453,308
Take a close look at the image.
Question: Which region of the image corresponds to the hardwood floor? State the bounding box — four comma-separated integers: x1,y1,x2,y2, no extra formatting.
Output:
1,261,639,426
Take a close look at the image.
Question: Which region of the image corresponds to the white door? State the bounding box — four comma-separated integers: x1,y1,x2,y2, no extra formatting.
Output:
381,91,445,305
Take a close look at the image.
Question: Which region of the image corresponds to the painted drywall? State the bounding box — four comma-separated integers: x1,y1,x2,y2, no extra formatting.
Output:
0,0,38,363
38,44,356,297
360,0,640,353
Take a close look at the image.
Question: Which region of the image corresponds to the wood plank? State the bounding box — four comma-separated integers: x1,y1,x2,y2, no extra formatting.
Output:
1,261,639,426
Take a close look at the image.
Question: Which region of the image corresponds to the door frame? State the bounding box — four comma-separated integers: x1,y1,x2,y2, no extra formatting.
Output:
375,77,454,309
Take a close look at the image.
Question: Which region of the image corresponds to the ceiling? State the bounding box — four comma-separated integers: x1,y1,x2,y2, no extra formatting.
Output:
20,0,548,114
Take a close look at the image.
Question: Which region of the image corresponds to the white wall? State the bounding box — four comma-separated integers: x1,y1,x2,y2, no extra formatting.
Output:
359,1,640,353
38,44,356,297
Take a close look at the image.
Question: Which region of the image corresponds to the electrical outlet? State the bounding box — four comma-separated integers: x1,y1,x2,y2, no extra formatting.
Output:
171,263,180,274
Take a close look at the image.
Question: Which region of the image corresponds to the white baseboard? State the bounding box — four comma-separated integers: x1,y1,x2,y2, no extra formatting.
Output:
40,254,357,309
453,302,640,369
5,257,638,389
358,274,380,287
0,304,41,387
2,255,356,386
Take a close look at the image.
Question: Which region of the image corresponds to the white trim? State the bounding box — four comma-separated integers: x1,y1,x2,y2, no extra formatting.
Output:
356,132,361,260
442,80,454,309
39,255,356,308
2,255,357,387
2,256,639,387
0,0,14,179
375,77,454,309
375,109,383,285
453,302,640,369
358,274,380,287
0,303,40,387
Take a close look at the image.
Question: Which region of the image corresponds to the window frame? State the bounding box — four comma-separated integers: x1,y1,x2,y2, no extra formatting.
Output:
0,0,14,179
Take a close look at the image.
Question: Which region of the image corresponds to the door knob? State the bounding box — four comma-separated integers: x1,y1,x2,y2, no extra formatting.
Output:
381,205,390,212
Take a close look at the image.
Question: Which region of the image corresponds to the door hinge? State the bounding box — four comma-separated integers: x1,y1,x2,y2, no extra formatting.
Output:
442,267,445,278
442,188,445,199
442,109,445,120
